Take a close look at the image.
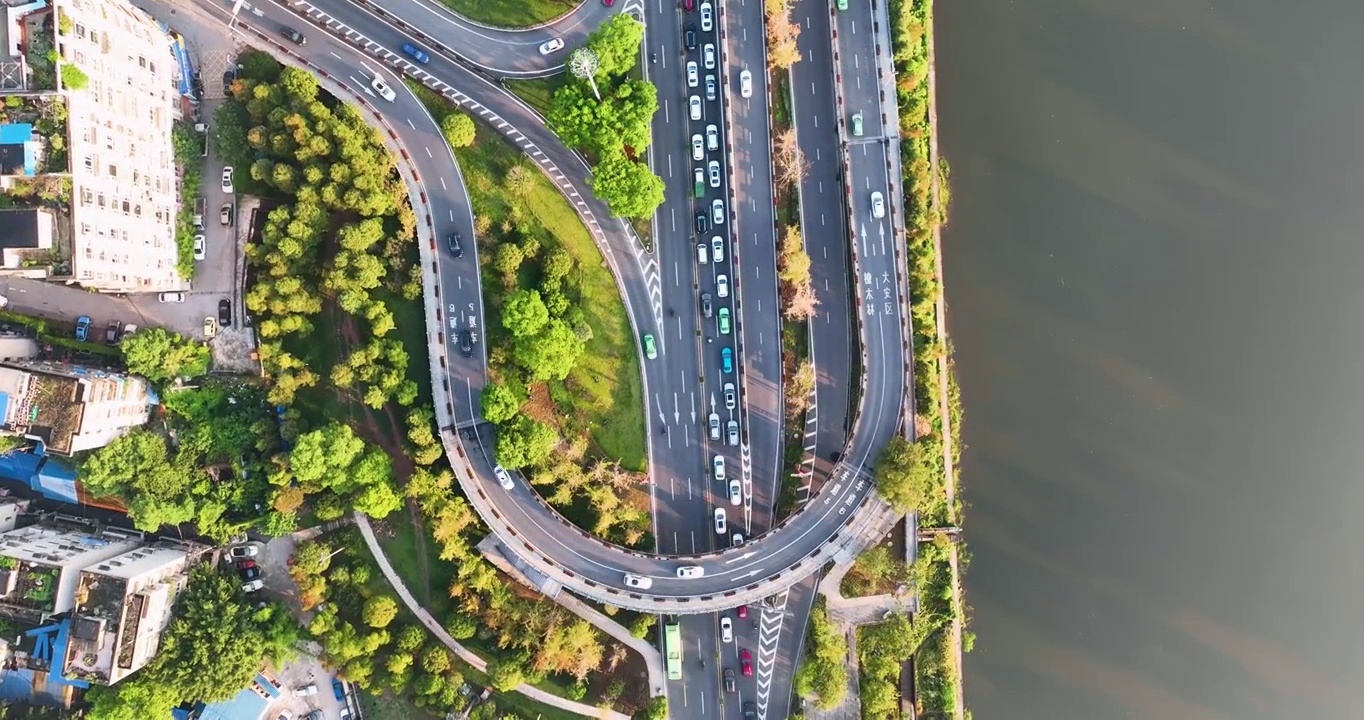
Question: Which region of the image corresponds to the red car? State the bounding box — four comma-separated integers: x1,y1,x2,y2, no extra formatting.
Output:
682,0,694,9
235,559,257,571
740,649,753,677
736,604,748,619
603,0,614,4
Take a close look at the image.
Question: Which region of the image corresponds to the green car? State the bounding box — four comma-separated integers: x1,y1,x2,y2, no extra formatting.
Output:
851,112,863,137
837,0,847,9
717,307,731,335
643,334,657,360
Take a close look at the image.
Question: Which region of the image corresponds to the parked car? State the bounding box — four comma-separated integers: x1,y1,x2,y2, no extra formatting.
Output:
158,291,185,303
219,299,233,328
221,166,234,193
194,234,206,260
203,317,218,339
220,203,233,226
239,566,261,581
235,559,257,571
296,683,318,697
105,320,121,345
332,678,347,701
401,42,431,64
243,579,265,593
74,316,90,342
121,324,138,340
230,545,259,559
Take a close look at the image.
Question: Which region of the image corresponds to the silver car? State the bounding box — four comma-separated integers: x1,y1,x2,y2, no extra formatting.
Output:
713,454,726,481
713,507,727,534
728,478,741,505
724,382,736,410
704,43,716,69
709,412,721,441
727,420,739,447
690,95,702,121
705,74,717,102
687,60,699,88
712,198,725,225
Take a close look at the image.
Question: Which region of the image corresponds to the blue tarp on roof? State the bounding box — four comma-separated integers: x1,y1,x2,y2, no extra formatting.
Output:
169,32,193,97
192,673,275,720
0,449,79,504
0,123,33,144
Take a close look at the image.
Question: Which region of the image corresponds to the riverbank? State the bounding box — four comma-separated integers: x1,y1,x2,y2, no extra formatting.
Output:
888,0,970,715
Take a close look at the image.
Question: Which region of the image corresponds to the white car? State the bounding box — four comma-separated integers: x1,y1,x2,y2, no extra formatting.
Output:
708,412,721,441
296,684,318,697
700,1,713,31
723,382,736,410
494,465,514,490
230,545,259,559
677,565,705,579
871,191,885,219
708,160,721,188
697,242,709,265
716,274,729,298
371,76,396,102
705,74,716,102
623,573,654,590
158,291,186,303
732,532,744,546
706,124,719,151
692,134,704,161
711,198,725,225
711,235,725,263
739,69,753,98
193,234,206,260
686,61,699,88
713,454,726,481
703,43,716,70
221,166,234,194
713,507,727,535
689,95,702,121
243,579,265,593
727,420,739,447
728,478,742,505
539,38,565,55
719,616,733,643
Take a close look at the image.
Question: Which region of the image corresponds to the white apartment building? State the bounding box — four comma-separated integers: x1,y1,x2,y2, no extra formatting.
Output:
59,0,181,292
0,360,155,456
0,522,143,618
63,539,195,685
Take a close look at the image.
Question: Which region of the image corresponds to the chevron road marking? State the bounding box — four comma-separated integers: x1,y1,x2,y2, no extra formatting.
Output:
753,590,790,719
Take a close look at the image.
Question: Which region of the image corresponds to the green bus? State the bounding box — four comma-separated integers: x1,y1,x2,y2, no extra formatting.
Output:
664,621,683,680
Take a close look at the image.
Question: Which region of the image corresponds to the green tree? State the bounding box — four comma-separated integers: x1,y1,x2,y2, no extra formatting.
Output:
585,14,645,81
633,696,668,720
495,416,558,469
395,625,426,653
493,242,525,283
873,436,939,514
512,319,585,382
362,595,400,629
440,112,476,148
486,657,524,693
421,645,451,674
119,327,211,382
59,64,89,90
501,289,550,338
79,430,197,531
793,601,848,710
480,382,524,425
591,147,664,219
542,248,574,284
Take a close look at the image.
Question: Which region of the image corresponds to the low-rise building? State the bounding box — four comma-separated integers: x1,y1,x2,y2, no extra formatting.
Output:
0,360,155,456
0,520,142,620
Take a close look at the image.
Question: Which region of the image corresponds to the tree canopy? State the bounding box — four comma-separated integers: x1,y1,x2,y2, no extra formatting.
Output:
873,436,940,513
119,328,210,382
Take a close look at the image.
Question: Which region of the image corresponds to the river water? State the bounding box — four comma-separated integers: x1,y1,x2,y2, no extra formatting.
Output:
936,0,1364,717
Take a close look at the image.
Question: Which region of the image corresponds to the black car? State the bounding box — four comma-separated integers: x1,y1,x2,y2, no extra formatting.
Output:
281,26,306,44
458,329,475,357
700,292,713,318
695,210,708,234
239,566,261,581
684,25,697,51
743,701,756,720
447,232,463,258
723,667,736,693
218,299,232,328
105,320,121,345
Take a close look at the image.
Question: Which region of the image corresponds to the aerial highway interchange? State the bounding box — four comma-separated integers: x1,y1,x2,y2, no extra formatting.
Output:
201,0,909,715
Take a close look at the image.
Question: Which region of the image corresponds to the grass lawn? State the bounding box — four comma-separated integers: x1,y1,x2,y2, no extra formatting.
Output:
437,0,579,29
408,82,647,471
504,74,570,117
373,513,456,616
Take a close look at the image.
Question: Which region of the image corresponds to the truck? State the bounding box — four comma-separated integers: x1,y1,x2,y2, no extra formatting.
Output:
193,196,205,227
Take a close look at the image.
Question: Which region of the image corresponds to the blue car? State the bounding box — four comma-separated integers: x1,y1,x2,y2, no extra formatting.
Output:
401,42,431,65
332,677,346,701
74,316,91,342
721,347,733,375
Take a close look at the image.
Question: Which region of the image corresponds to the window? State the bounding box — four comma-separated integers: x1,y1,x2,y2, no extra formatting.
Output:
138,56,145,68
75,24,86,39
108,165,117,178
83,156,92,171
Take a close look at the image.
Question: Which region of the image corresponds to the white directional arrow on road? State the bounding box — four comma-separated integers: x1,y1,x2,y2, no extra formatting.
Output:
724,551,756,565
689,392,696,424
672,393,680,424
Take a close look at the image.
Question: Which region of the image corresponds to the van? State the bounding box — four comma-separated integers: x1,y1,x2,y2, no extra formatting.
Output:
694,167,705,199
697,242,708,265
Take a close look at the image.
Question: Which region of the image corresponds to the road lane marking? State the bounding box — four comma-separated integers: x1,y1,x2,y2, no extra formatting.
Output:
439,177,447,190
424,147,432,158
406,117,415,129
